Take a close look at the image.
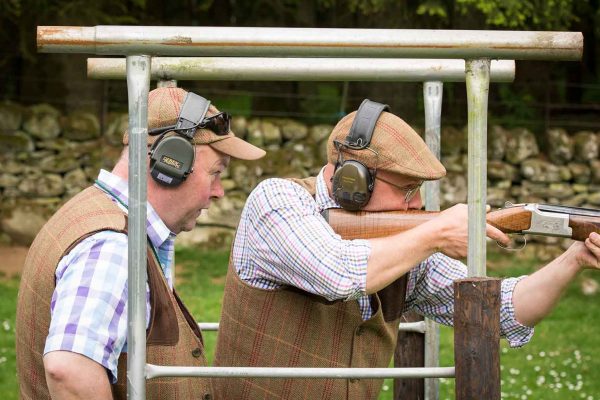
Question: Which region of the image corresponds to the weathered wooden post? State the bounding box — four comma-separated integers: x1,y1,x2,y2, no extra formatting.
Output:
454,278,502,399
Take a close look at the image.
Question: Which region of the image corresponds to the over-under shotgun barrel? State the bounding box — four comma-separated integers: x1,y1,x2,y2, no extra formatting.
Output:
322,207,600,241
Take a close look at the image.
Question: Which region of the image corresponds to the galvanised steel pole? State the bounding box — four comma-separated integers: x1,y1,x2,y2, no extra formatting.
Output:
126,55,151,400
423,81,443,400
146,365,456,380
86,57,516,82
38,26,582,60
465,59,491,278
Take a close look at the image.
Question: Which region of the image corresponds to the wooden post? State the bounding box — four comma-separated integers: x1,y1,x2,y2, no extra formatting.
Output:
454,277,501,400
394,311,425,399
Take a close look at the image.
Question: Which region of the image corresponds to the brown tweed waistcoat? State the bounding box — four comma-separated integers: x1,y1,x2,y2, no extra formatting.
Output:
16,186,212,400
213,177,408,400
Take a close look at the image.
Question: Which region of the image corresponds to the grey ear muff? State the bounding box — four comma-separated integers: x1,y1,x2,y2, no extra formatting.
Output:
148,92,211,187
149,134,195,186
332,99,389,210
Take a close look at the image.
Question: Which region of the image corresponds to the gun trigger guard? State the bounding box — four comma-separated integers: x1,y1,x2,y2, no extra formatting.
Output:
496,234,526,251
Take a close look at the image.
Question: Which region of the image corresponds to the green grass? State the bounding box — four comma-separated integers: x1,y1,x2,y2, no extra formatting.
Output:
0,276,19,399
4,247,600,399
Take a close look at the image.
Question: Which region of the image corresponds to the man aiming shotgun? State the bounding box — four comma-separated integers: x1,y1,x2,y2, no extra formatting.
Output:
213,99,600,400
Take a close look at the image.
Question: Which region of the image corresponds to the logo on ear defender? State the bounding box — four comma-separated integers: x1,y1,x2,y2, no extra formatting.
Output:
161,155,183,170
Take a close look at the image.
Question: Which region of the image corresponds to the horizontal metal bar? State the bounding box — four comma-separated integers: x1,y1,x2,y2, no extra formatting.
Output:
87,57,515,82
39,26,582,61
145,365,455,380
399,321,427,333
198,323,219,331
198,321,427,333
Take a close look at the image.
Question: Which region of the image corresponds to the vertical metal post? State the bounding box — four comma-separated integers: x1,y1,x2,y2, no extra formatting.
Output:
423,81,443,400
465,59,490,278
126,55,151,400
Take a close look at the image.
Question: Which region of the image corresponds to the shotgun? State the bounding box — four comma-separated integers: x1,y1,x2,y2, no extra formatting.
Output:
321,203,600,241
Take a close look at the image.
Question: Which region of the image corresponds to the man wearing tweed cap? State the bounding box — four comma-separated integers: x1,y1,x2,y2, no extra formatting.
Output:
213,100,600,399
16,87,265,400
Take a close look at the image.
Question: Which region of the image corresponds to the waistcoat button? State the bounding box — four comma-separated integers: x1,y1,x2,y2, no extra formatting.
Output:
203,394,212,400
191,347,202,358
356,327,364,336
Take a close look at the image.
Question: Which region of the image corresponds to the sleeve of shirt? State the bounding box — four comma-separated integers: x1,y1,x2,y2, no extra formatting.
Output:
44,231,130,384
404,252,534,347
240,178,370,301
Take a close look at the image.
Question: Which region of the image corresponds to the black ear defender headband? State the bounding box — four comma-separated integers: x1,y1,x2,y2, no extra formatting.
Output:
148,93,211,187
331,99,389,210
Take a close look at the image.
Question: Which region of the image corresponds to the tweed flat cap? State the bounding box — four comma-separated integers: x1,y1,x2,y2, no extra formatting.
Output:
327,110,446,180
123,87,265,160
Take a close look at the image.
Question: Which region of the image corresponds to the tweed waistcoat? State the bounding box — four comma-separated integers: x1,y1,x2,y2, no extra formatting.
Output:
213,177,408,400
16,186,212,400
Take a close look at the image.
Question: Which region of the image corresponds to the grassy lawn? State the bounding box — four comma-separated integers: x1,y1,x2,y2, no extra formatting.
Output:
2,246,599,399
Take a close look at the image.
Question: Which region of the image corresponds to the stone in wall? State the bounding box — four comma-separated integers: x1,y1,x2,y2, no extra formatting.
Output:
246,119,265,148
573,131,598,162
39,152,81,174
23,104,62,139
309,124,333,144
505,127,539,164
0,130,34,154
520,159,562,183
488,125,510,161
261,120,282,147
18,173,65,198
520,181,574,200
0,101,25,131
546,128,573,164
231,116,248,140
440,172,467,207
441,153,467,173
440,126,466,156
590,160,600,184
568,162,591,184
63,111,101,141
488,160,519,182
104,112,128,145
281,119,308,141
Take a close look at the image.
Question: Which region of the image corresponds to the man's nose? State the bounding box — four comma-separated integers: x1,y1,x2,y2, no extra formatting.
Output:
211,180,225,199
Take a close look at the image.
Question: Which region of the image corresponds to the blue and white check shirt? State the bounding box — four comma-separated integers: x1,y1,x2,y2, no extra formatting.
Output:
44,170,176,382
233,168,533,347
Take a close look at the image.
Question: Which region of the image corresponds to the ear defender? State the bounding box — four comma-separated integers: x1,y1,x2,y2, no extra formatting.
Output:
332,160,374,211
332,99,389,210
147,92,211,187
149,134,196,187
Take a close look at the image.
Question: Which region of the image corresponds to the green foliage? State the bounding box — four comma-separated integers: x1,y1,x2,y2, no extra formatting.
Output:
298,83,343,124
495,84,539,128
416,0,448,18
455,0,579,29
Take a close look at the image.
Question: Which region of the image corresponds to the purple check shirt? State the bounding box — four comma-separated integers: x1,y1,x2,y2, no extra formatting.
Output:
233,168,533,347
44,170,175,382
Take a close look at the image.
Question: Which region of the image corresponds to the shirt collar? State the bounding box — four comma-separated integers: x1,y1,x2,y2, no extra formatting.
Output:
95,169,174,250
315,167,340,212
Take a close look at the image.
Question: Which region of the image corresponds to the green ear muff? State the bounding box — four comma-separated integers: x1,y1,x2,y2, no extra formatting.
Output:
332,99,389,210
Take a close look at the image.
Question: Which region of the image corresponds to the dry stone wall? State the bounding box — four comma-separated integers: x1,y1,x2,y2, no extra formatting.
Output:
0,101,598,256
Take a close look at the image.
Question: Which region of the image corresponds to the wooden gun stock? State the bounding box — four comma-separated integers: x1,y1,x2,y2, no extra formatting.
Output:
322,206,600,241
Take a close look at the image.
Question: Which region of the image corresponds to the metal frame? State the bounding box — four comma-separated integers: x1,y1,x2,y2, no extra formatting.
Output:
38,25,582,400
87,57,515,82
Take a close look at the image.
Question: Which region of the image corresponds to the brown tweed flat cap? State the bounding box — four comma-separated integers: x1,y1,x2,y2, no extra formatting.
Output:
123,87,265,160
327,110,446,180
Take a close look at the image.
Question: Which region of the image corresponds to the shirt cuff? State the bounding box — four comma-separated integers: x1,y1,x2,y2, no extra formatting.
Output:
44,335,120,383
342,238,370,301
501,276,534,348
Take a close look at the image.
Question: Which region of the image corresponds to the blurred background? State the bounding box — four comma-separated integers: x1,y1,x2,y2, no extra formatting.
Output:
1,0,599,139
